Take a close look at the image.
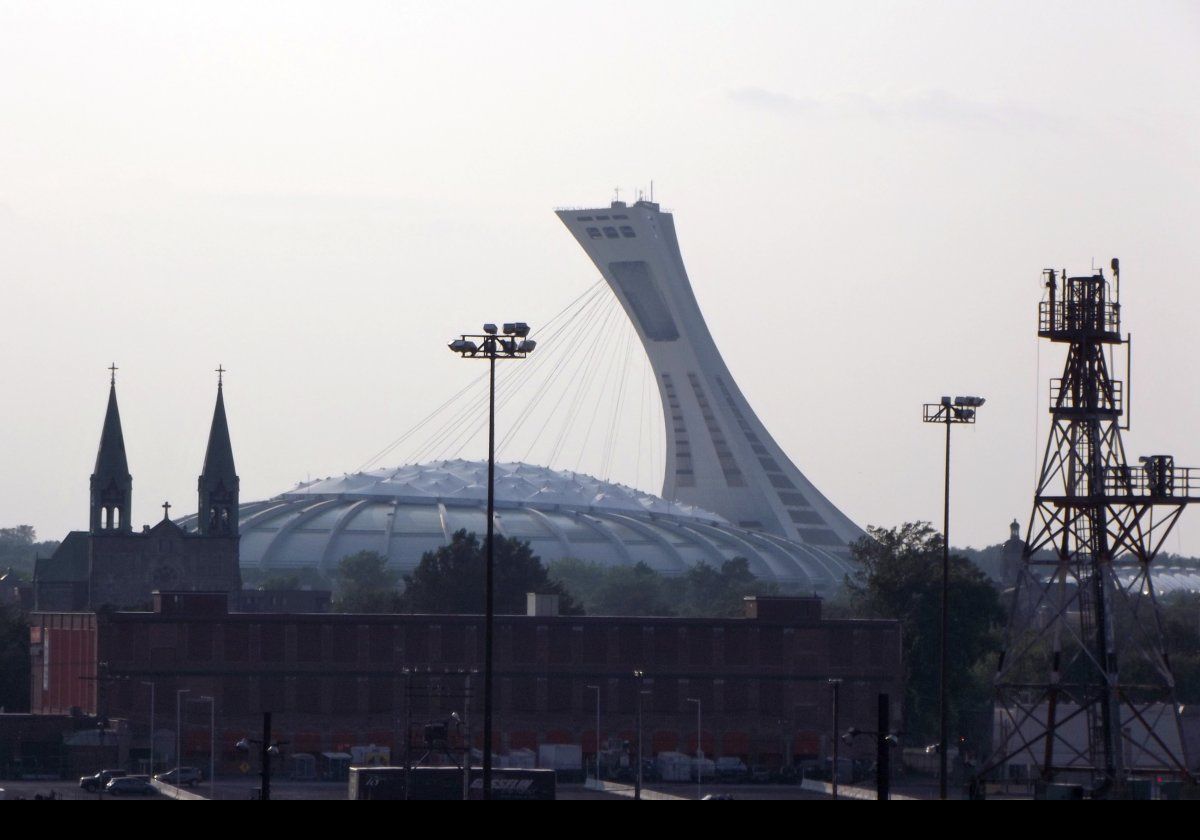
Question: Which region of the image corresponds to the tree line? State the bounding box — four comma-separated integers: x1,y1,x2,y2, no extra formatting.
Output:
326,529,771,618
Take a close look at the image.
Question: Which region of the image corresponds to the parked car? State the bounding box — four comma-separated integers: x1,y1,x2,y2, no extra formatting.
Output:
749,764,773,783
107,775,156,796
80,769,127,792
715,757,749,783
154,766,203,787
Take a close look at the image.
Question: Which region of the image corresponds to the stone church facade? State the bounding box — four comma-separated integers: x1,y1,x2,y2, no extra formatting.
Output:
33,372,242,611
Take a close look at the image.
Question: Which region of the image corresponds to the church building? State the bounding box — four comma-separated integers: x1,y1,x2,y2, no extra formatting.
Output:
33,369,243,610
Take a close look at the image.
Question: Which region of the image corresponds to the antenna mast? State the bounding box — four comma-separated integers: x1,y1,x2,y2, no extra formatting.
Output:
982,261,1198,795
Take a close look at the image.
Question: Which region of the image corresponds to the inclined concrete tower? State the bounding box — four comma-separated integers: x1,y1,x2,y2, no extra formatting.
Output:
557,199,863,553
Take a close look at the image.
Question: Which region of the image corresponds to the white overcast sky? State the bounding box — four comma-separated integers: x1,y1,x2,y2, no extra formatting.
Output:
2,1,1198,554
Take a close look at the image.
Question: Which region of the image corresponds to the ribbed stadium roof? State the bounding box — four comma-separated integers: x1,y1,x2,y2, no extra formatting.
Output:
186,460,858,590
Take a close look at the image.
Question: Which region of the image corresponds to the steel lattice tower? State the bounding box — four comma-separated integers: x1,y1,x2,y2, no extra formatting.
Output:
984,262,1198,791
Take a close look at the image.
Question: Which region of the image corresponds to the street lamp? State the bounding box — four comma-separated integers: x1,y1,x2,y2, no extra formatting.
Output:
141,681,156,775
448,321,536,801
633,669,647,800
175,688,190,799
922,394,984,801
841,694,900,801
686,697,702,800
586,684,601,784
192,695,216,801
401,667,413,802
827,678,842,800
236,712,283,801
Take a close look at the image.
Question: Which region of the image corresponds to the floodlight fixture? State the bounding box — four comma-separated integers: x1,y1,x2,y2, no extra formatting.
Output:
446,318,536,799
922,391,985,800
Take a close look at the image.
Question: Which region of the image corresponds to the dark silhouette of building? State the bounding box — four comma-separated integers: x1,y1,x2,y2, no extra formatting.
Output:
33,372,242,611
29,592,901,773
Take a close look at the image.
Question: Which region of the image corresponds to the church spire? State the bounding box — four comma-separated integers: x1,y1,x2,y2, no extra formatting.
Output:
197,367,239,536
90,365,132,533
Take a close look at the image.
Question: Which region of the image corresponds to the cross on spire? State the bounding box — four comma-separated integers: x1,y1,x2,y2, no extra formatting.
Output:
215,364,226,386
108,363,118,385
162,500,171,520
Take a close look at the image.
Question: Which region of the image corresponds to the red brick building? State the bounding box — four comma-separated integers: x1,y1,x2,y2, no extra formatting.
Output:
29,592,900,773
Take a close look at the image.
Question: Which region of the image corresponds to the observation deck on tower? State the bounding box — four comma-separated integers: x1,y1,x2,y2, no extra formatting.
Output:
556,199,863,552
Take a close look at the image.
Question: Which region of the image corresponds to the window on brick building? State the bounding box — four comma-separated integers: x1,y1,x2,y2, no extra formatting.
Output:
655,627,677,667
402,625,426,662
442,625,465,663
724,627,748,665
653,679,679,713
331,678,359,713
187,624,213,662
725,679,748,712
224,624,248,662
297,624,323,663
368,678,393,714
549,629,573,665
223,676,250,714
689,628,713,666
260,624,285,662
260,677,284,712
512,676,537,712
546,678,572,712
369,625,393,664
759,679,783,715
619,625,642,662
295,677,322,713
511,625,537,664
581,626,607,664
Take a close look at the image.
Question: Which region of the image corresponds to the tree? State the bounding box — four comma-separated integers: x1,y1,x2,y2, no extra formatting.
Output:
680,557,775,617
844,522,1005,751
590,562,677,617
548,556,776,617
548,558,677,616
247,567,329,591
1129,590,1200,704
401,530,583,615
0,600,29,711
333,550,401,613
545,557,607,610
0,525,60,581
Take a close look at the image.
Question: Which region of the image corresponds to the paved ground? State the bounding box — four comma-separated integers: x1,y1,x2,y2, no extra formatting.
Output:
0,778,944,800
0,779,170,800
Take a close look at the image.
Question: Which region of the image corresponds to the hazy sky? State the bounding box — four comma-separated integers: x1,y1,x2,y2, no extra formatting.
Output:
2,1,1198,554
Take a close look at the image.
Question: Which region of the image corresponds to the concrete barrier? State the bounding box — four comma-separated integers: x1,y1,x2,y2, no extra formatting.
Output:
800,778,916,800
593,780,687,800
151,778,208,800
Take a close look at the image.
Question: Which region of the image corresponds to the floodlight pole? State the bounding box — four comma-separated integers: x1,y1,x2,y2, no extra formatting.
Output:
633,669,645,800
687,697,702,800
828,678,841,800
484,347,496,799
175,688,189,799
449,324,535,801
923,396,984,801
199,696,215,801
941,409,951,802
587,684,601,783
141,681,155,775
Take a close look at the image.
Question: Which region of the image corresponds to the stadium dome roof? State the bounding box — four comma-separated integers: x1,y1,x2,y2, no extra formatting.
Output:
188,460,858,591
